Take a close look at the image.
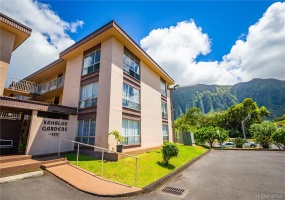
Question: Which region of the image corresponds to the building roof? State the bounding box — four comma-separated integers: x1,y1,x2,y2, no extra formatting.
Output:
0,13,32,51
24,20,175,85
60,20,175,84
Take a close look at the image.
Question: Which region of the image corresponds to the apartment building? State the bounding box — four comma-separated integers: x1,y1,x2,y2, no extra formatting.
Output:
1,14,175,156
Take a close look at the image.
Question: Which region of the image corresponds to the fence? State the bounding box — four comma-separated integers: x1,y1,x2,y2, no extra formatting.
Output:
175,131,195,145
58,138,139,187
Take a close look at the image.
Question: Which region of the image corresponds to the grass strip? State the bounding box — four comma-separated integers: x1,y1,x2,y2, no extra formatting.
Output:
65,145,206,188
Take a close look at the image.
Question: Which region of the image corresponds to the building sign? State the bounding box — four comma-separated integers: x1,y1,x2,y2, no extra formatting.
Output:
41,119,68,136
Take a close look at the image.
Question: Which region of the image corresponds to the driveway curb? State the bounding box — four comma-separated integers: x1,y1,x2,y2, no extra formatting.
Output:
142,149,211,194
214,148,285,151
0,170,43,184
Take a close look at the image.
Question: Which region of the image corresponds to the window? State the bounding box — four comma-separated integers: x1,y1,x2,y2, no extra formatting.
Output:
79,82,98,108
76,119,96,145
160,80,166,96
122,119,140,145
162,102,167,118
162,125,169,141
123,52,140,80
82,49,101,76
123,83,140,110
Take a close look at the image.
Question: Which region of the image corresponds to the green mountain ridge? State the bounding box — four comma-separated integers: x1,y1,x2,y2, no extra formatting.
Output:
173,78,285,119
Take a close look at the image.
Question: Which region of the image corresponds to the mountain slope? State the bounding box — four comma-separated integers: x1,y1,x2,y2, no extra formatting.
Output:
173,79,285,119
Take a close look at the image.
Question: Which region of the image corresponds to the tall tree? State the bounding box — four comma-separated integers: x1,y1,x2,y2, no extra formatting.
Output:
225,98,270,133
184,107,202,126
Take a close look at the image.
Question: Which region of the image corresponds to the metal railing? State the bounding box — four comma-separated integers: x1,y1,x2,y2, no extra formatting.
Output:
4,76,64,95
5,76,39,94
0,112,21,119
58,138,139,187
39,76,64,94
0,139,13,148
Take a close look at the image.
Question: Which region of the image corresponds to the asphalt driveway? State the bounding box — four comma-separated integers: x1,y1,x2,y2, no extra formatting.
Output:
139,150,285,200
1,150,284,200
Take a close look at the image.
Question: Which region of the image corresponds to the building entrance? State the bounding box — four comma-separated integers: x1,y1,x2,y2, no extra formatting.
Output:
0,112,26,155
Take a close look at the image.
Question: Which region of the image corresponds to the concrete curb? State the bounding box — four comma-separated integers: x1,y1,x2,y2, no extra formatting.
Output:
214,148,285,151
142,149,212,194
0,170,44,184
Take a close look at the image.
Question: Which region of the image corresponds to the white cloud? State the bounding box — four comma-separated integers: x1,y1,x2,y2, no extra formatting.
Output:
0,0,84,78
70,21,84,33
140,2,285,86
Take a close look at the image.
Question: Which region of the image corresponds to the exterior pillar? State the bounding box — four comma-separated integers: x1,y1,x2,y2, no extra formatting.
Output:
96,37,124,150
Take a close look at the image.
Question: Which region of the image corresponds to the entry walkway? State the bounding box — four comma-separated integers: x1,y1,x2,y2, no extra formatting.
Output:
43,162,142,197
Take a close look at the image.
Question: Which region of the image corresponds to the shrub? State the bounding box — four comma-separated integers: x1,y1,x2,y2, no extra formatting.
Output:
234,137,245,148
271,128,285,150
162,142,179,166
250,122,277,149
194,126,229,148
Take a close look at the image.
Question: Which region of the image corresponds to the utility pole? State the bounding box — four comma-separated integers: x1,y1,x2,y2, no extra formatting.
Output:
168,84,179,143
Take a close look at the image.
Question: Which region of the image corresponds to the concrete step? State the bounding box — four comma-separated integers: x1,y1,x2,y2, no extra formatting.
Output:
0,155,32,163
34,156,65,165
0,156,65,176
0,159,41,176
41,160,69,170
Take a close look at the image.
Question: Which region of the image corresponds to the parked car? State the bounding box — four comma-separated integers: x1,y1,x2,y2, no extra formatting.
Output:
222,142,236,148
243,140,257,148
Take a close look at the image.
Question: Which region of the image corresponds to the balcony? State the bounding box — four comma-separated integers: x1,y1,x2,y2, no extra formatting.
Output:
4,77,39,95
4,76,65,100
39,76,64,95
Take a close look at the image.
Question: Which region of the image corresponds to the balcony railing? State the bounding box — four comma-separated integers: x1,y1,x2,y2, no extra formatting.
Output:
39,76,64,94
4,76,65,96
0,112,21,120
5,76,39,94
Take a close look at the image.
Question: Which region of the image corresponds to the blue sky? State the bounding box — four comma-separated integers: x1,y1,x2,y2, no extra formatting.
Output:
1,0,285,85
46,1,275,61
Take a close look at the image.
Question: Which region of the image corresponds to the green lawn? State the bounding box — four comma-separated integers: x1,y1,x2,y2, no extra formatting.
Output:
64,145,206,188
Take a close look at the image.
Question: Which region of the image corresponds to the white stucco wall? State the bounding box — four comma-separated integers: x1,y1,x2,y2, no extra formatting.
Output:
26,111,77,155
61,54,82,107
140,61,164,148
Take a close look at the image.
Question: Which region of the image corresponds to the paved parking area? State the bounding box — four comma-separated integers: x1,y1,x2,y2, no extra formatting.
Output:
139,150,285,200
1,150,285,200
